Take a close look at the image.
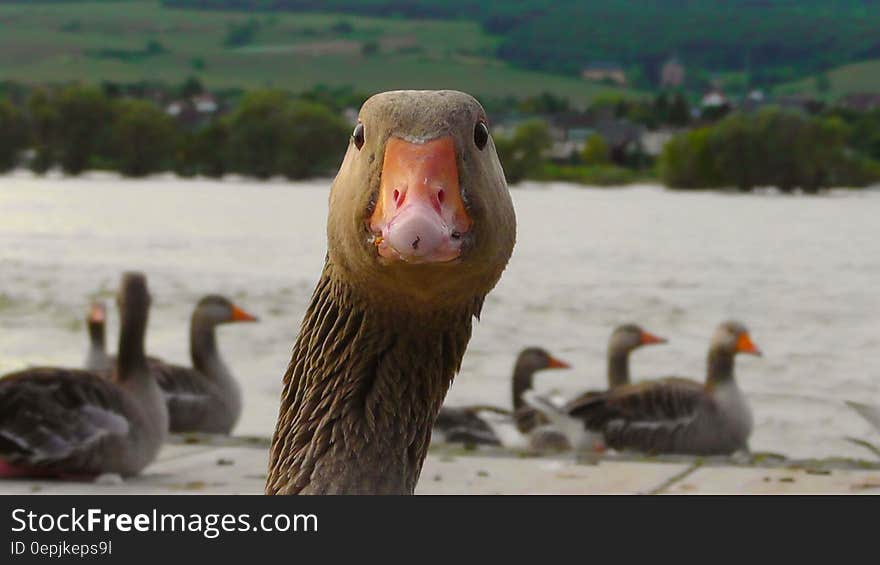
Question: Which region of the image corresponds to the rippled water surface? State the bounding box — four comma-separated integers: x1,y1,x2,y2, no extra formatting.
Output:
1,173,878,458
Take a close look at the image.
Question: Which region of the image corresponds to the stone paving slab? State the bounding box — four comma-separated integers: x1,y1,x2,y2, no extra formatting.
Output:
1,440,879,495
665,465,880,494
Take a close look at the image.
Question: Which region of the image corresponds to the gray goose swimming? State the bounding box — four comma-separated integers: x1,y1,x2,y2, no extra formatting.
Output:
525,324,666,452
85,295,257,435
566,320,761,456
0,272,167,478
434,347,570,446
266,90,516,495
560,324,667,411
84,301,111,374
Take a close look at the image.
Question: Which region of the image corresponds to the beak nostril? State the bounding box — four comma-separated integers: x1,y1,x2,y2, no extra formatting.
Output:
392,189,400,207
437,189,445,204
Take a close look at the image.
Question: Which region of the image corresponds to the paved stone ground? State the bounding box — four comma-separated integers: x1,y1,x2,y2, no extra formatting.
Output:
2,436,879,495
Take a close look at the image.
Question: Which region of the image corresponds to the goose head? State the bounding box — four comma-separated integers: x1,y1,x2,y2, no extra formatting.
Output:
326,90,516,310
609,324,667,355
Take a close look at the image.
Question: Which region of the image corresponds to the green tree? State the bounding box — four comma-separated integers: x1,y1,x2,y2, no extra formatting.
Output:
494,119,553,184
193,119,230,178
26,88,59,174
668,93,691,126
658,127,720,189
0,100,27,172
709,113,761,191
279,102,349,179
581,133,609,165
112,99,177,177
55,85,112,175
227,89,291,179
180,76,204,99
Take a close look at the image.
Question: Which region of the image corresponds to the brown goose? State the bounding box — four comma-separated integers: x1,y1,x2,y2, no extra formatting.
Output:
266,90,516,495
523,325,665,452
433,348,570,446
84,301,112,374
561,324,667,410
0,272,167,478
85,295,258,435
566,321,761,456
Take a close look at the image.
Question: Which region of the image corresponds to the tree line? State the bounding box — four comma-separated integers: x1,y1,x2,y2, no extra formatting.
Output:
659,108,880,192
0,84,350,179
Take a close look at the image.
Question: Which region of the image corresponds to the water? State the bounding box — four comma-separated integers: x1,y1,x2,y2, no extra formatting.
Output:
1,172,878,459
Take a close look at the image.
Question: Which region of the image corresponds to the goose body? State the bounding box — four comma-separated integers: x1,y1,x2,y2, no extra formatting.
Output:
266,90,515,494
563,324,667,409
566,321,761,456
433,348,569,447
85,295,257,435
0,273,167,478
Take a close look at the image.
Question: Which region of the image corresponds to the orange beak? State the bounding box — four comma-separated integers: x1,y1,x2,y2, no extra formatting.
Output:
230,305,258,323
546,356,571,370
369,136,472,264
639,330,667,346
88,303,106,323
736,332,762,356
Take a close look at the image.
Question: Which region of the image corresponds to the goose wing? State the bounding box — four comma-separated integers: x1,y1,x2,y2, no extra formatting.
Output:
567,378,711,452
0,368,131,471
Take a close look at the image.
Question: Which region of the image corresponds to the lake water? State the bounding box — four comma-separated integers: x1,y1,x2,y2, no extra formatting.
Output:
1,172,878,459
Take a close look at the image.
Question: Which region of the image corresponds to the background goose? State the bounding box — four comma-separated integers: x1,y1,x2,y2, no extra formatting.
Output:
565,320,761,456
433,347,570,446
86,295,257,435
0,272,167,478
84,301,112,374
561,324,668,411
266,90,516,495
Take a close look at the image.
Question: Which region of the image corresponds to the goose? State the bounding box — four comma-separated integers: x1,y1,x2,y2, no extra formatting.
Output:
0,272,167,478
561,324,667,409
265,90,516,494
84,301,112,374
564,320,761,456
524,325,665,452
433,347,570,446
85,295,257,435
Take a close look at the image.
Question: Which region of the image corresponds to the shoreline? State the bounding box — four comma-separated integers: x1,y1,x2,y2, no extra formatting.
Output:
1,435,878,495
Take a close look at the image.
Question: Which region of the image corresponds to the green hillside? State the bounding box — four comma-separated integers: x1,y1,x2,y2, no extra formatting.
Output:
0,1,633,104
159,0,880,91
777,60,880,100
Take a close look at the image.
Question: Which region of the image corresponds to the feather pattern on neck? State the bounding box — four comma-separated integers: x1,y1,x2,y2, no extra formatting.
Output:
267,261,480,494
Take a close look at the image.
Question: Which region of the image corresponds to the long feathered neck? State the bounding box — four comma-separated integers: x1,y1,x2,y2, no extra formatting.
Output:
511,360,539,413
706,345,735,387
266,263,479,495
117,304,148,381
88,320,105,352
607,347,630,389
190,313,222,376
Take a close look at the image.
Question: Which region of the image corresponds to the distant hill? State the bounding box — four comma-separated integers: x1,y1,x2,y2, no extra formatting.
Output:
160,0,880,92
0,0,633,104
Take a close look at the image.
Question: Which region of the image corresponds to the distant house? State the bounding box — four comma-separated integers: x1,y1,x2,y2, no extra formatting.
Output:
660,57,685,88
581,62,627,86
192,93,218,114
839,93,880,112
165,91,221,128
700,88,729,108
739,89,767,112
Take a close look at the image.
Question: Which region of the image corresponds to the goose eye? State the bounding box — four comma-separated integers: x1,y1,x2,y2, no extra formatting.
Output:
352,123,365,150
474,121,489,150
